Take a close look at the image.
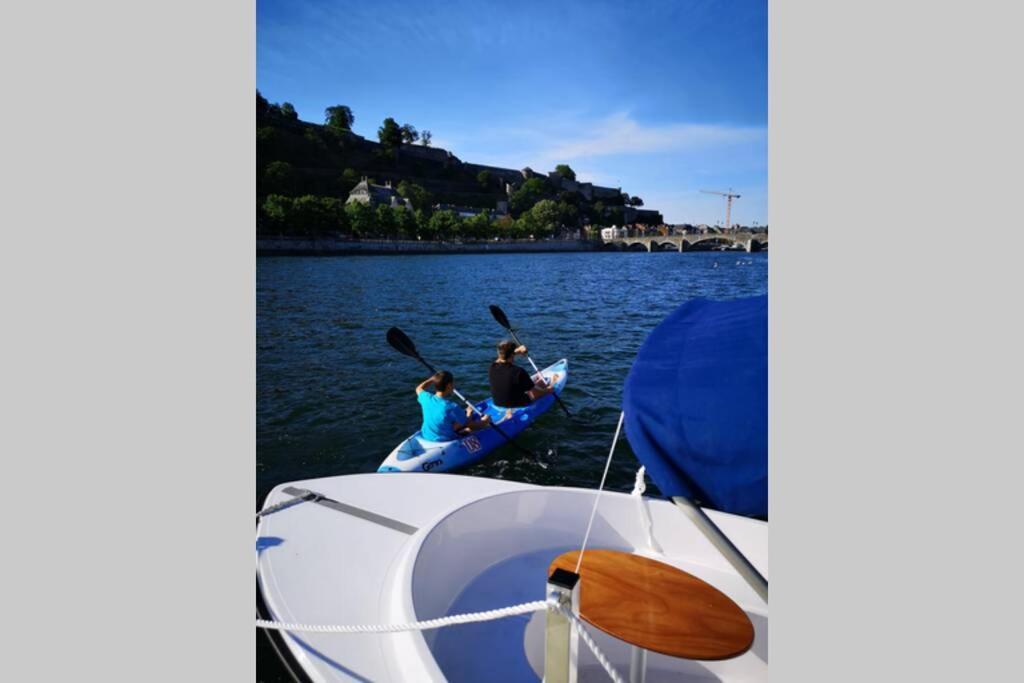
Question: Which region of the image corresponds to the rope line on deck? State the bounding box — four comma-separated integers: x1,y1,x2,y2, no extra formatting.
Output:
256,596,626,683
255,599,549,634
557,605,627,683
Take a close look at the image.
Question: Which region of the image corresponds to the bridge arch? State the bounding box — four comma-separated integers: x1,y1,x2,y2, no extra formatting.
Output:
687,236,735,251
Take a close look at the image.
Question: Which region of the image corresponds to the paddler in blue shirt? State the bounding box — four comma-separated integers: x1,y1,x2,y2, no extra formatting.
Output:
415,371,492,441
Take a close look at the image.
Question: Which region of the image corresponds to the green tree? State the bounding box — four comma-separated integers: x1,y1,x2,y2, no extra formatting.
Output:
374,204,398,237
557,201,579,230
528,199,563,237
629,196,644,207
476,170,492,188
256,90,269,118
256,126,281,166
428,210,461,240
262,195,294,233
414,209,431,239
324,105,354,131
303,128,327,155
493,215,515,239
400,123,419,144
378,117,403,153
462,211,492,240
263,160,297,196
279,102,298,121
344,201,377,237
396,180,433,211
554,164,576,182
263,195,347,237
509,178,550,215
339,168,360,196
291,196,346,237
395,207,418,239
420,130,432,146
557,190,582,206
513,213,537,239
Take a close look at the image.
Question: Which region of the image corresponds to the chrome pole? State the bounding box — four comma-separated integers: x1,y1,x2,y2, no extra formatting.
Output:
672,496,768,603
545,568,581,683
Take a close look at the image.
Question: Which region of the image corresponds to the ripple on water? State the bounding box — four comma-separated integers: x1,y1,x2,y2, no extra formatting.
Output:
257,252,767,502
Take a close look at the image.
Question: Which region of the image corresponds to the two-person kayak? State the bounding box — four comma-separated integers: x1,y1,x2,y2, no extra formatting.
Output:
378,359,568,473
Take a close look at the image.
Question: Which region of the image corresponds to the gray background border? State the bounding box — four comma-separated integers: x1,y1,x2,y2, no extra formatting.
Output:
2,0,1021,680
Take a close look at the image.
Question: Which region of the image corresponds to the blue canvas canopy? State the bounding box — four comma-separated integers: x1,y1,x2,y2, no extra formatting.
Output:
623,295,767,519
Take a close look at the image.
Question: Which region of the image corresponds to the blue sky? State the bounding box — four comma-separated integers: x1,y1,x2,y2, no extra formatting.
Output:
257,0,767,225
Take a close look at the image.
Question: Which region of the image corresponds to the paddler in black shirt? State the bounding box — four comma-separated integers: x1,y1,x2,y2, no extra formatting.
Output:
488,340,560,419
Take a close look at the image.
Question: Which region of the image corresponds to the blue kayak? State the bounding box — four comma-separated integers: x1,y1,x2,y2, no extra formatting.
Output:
378,359,568,473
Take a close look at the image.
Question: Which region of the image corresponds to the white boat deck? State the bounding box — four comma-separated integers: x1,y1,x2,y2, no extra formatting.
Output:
257,473,768,682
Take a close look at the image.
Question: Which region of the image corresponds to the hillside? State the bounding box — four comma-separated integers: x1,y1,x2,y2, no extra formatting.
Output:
256,93,663,240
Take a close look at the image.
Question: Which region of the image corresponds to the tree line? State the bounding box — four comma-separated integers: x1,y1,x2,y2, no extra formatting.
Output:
256,92,661,238
260,195,588,241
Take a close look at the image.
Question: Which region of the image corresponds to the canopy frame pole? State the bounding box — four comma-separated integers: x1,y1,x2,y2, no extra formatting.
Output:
671,496,768,603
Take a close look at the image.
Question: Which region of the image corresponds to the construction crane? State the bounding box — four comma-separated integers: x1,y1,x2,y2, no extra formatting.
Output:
701,189,741,232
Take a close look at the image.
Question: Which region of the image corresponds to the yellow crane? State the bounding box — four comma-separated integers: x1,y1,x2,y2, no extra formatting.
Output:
701,189,741,232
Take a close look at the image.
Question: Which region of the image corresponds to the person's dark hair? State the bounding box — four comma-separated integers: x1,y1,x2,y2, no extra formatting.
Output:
433,370,453,390
497,340,517,361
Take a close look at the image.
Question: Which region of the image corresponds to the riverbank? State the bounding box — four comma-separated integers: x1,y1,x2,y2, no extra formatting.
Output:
257,236,602,256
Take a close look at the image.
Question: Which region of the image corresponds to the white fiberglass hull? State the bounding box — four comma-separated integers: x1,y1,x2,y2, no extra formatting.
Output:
257,473,768,682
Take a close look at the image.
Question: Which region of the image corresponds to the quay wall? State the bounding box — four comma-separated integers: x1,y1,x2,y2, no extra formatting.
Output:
257,237,603,256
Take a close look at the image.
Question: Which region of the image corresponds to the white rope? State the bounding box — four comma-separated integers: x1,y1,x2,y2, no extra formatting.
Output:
255,599,549,634
630,466,663,553
575,411,625,573
630,465,647,496
557,605,628,683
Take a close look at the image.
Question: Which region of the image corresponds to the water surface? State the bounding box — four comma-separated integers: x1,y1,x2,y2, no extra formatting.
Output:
257,251,767,504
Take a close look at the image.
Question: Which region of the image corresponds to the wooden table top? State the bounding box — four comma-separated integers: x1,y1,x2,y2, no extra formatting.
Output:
549,549,754,660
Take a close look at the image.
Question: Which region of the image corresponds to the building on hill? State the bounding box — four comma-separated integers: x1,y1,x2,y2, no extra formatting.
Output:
463,163,526,187
399,144,460,167
345,178,412,210
541,170,623,203
600,226,629,240
624,207,663,225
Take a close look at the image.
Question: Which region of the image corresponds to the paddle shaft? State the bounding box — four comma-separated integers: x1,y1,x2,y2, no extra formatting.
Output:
408,356,482,415
507,329,543,376
505,328,571,418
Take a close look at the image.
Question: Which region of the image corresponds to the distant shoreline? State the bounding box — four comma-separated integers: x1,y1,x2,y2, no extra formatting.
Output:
257,237,602,256
257,235,766,257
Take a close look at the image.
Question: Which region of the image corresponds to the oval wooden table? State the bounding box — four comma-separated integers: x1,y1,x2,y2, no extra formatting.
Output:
549,549,754,661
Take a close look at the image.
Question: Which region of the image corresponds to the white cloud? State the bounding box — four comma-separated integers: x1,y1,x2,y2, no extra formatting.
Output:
419,111,766,224
448,111,764,173
538,112,764,163
572,168,615,184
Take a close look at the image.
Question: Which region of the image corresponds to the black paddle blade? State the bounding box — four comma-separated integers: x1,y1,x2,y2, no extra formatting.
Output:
489,304,512,330
386,327,419,358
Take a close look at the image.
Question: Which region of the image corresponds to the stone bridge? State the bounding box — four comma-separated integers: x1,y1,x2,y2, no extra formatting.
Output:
603,231,767,253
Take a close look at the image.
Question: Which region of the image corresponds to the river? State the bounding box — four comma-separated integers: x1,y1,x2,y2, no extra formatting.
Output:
257,251,767,506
